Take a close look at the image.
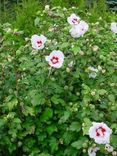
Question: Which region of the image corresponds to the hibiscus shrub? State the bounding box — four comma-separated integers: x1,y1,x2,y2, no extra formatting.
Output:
0,6,117,156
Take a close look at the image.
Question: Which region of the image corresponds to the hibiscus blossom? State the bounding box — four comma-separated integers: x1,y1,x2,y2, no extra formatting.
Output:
111,22,117,34
78,20,89,35
89,122,112,144
69,20,89,38
67,13,80,26
45,50,64,68
31,34,47,50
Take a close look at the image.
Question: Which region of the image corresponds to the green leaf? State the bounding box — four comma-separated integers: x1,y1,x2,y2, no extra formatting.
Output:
37,132,47,141
98,89,107,95
38,153,51,156
108,94,115,102
49,137,58,152
63,131,75,145
34,17,40,26
40,108,53,122
6,98,18,111
72,47,80,55
0,119,4,128
111,135,117,148
71,137,88,150
31,94,45,106
82,118,92,135
61,42,69,49
51,95,65,105
59,111,71,124
111,124,117,133
69,122,81,132
47,124,57,135
23,106,35,116
13,118,21,124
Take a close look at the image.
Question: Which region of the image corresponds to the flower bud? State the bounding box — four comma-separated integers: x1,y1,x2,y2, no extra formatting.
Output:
66,68,71,73
83,143,88,148
76,92,80,96
51,77,55,81
92,45,99,52
98,65,102,70
91,91,96,96
79,50,84,56
83,149,86,153
102,69,106,73
45,5,50,11
63,7,67,11
112,151,117,156
64,86,69,90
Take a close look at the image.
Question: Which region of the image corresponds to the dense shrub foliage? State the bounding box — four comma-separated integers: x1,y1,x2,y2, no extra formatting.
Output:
0,6,117,156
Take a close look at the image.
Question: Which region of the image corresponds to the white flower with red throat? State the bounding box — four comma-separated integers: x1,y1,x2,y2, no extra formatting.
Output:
31,35,47,50
111,22,117,34
70,25,83,38
69,20,89,38
89,122,112,144
67,13,80,26
45,50,64,68
78,20,89,35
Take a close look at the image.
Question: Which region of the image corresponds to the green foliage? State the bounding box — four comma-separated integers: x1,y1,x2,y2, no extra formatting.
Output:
71,137,88,150
88,0,109,22
14,0,42,34
0,5,117,156
49,0,85,9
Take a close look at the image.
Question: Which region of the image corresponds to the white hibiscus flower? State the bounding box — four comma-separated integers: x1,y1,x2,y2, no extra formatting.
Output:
45,50,64,68
88,147,99,156
78,20,89,35
89,122,112,144
70,25,83,38
69,20,89,38
67,13,80,26
111,22,117,34
31,34,47,50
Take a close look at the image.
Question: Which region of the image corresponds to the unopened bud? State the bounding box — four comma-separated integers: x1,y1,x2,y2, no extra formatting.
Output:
79,50,84,56
91,91,96,96
66,68,71,73
92,45,99,52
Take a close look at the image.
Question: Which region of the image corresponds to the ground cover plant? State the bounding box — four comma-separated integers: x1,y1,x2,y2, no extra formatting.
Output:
0,5,117,156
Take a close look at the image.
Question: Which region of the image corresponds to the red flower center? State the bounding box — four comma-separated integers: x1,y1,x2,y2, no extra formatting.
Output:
37,40,42,47
72,18,78,24
96,127,106,137
51,56,59,64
